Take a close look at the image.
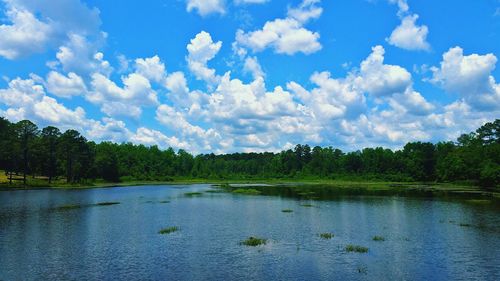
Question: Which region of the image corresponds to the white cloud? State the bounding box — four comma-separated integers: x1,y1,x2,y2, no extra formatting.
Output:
235,0,322,55
387,0,430,51
0,7,53,59
53,33,111,76
46,71,87,98
186,31,222,86
134,55,166,83
387,14,430,51
430,46,500,110
355,45,412,96
0,0,102,60
186,0,225,16
130,127,189,150
88,72,158,118
0,76,88,129
243,56,265,79
86,117,131,143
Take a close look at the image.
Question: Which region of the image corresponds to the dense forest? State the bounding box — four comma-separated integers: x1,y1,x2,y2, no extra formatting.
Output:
0,117,498,187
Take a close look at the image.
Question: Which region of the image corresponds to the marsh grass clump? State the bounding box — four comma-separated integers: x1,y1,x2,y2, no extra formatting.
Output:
372,236,385,241
319,233,334,239
184,192,203,197
158,226,180,234
345,244,368,253
55,204,82,211
459,223,472,227
240,237,267,247
159,200,170,204
300,204,314,207
94,202,120,206
232,188,261,195
204,189,225,194
281,209,294,213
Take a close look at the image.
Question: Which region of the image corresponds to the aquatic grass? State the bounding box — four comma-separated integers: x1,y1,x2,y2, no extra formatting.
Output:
204,189,225,193
319,233,334,239
372,236,385,241
240,237,267,247
345,244,369,253
184,192,203,196
300,204,315,207
281,209,294,213
158,226,180,234
459,223,472,227
465,199,491,205
232,188,262,195
159,200,171,204
94,202,120,206
54,204,82,211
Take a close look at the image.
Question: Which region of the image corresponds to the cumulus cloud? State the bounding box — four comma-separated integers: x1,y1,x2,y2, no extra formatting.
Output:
134,55,166,83
387,14,430,51
0,76,88,129
88,73,158,118
430,46,500,110
52,33,111,76
0,0,102,60
387,0,430,51
354,45,412,96
0,7,53,59
46,71,87,98
235,0,322,55
130,127,189,150
186,0,225,16
243,56,265,79
186,31,222,86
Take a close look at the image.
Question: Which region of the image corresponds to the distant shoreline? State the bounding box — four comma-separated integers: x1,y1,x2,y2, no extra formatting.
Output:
1,179,499,202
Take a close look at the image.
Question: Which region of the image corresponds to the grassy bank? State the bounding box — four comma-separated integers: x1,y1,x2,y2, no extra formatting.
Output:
1,170,499,201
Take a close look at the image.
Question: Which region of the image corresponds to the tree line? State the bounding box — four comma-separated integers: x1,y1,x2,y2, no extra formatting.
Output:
0,117,498,187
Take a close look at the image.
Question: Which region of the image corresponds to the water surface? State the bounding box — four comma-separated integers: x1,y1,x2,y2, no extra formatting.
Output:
0,185,499,280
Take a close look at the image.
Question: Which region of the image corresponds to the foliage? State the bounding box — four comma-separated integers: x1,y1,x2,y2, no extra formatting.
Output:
158,226,180,234
0,117,498,188
319,233,334,239
240,237,267,246
345,244,369,253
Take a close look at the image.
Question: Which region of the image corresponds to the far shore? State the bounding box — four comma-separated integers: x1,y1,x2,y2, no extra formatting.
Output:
1,178,499,202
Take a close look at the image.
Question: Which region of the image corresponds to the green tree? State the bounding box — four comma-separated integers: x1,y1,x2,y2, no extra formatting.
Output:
15,120,39,185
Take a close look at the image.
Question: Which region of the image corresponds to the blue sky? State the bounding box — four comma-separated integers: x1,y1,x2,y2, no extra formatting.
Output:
0,0,499,153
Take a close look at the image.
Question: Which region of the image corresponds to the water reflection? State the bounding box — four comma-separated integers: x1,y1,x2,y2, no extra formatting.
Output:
0,185,499,280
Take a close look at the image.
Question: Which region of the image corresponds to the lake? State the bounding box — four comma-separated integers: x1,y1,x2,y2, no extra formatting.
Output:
0,184,499,280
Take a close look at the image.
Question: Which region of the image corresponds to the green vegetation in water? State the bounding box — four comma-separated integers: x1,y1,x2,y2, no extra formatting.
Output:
319,233,334,239
300,203,315,207
372,236,385,241
204,189,225,193
184,192,203,196
345,244,369,253
55,204,82,210
240,237,267,247
281,209,294,213
459,223,473,227
94,202,120,206
159,200,170,204
158,226,180,234
465,199,492,205
232,188,262,195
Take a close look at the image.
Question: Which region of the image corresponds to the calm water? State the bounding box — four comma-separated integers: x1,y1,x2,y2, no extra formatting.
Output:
0,185,499,281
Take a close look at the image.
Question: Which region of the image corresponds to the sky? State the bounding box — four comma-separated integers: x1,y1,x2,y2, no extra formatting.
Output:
0,0,499,154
